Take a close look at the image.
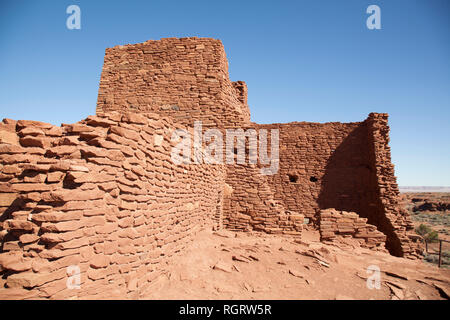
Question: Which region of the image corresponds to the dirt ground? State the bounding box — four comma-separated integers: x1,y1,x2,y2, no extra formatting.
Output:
143,228,450,300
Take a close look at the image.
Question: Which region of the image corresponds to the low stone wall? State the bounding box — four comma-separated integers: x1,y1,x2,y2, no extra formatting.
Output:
318,209,386,249
0,111,225,299
223,164,303,236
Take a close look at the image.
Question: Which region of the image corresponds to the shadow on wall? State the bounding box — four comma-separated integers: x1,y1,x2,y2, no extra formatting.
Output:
0,197,23,252
316,122,404,257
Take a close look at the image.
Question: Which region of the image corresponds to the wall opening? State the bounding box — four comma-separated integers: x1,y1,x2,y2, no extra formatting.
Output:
310,176,318,182
288,174,298,183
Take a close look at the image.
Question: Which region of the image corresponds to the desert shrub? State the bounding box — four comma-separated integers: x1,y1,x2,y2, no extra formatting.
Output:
415,223,439,243
415,224,432,237
425,230,439,243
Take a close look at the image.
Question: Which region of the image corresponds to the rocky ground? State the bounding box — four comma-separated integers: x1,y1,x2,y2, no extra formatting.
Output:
143,228,450,300
402,192,450,216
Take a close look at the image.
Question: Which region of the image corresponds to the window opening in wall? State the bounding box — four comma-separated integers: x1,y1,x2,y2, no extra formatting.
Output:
310,176,318,182
288,174,298,183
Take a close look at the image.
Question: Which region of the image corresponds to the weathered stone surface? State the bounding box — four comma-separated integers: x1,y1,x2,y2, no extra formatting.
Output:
90,255,110,269
6,269,66,288
41,220,82,233
0,130,19,145
19,136,49,148
19,234,39,244
0,193,17,206
0,253,32,272
4,220,35,231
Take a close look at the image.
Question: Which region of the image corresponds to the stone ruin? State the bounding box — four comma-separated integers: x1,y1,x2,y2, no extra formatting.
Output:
0,37,423,299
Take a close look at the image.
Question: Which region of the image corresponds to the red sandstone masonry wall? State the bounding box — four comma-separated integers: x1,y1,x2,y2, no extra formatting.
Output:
256,116,421,257
96,37,250,128
223,164,303,236
94,37,420,258
0,38,424,303
365,113,421,258
257,121,369,221
0,112,225,299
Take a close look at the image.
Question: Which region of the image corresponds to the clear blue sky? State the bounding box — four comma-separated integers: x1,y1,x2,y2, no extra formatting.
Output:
0,0,449,186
